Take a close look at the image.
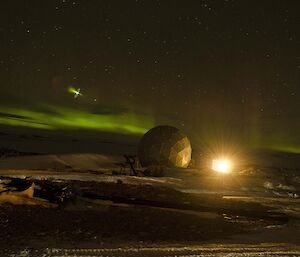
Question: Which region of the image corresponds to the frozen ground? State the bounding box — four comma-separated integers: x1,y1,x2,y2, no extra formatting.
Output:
0,151,299,256
4,244,300,257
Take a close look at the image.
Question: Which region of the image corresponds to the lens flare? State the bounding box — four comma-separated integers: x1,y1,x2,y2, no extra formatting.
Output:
212,159,231,173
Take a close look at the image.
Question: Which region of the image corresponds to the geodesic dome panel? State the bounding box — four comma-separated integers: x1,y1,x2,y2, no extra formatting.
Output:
138,125,192,168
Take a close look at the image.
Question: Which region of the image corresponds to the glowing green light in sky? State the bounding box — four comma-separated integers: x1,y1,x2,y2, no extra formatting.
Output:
0,105,152,135
68,86,82,98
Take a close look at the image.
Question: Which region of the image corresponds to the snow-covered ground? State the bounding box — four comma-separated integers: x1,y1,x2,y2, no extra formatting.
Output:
0,145,299,254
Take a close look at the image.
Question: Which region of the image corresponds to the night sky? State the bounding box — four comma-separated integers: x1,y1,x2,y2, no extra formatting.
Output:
0,0,299,153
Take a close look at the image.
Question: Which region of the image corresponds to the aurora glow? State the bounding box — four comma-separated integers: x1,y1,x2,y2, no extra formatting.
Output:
0,105,153,135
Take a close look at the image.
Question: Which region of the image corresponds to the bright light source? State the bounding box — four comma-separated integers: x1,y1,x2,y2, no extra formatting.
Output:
212,159,231,173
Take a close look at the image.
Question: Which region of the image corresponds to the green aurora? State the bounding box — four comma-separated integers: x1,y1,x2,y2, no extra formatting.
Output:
0,104,300,154
0,105,153,135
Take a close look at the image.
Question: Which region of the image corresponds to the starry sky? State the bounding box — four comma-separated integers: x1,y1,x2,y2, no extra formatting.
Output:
0,0,299,153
